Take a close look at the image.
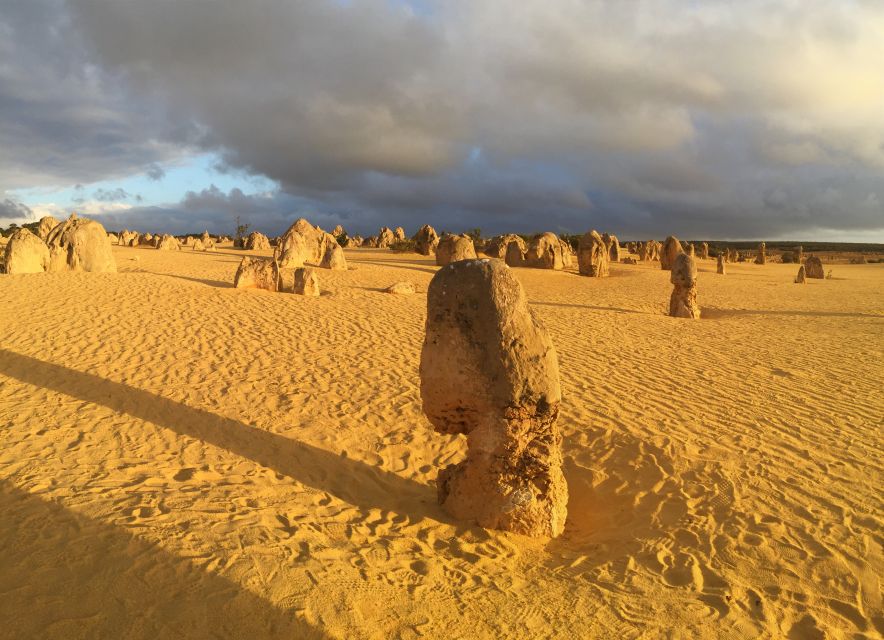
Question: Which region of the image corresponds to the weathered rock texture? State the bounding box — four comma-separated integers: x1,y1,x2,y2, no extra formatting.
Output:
700,242,709,260
4,228,50,274
577,230,609,277
293,267,320,296
755,242,767,265
498,240,523,268
435,234,477,266
602,233,621,262
804,256,825,279
278,219,328,263
192,239,206,251
795,265,806,284
385,281,416,295
200,231,216,250
155,234,180,250
276,231,309,268
484,234,520,259
46,215,117,273
119,230,137,246
669,253,700,319
332,225,345,237
413,225,440,255
37,216,60,241
377,227,396,248
559,239,574,268
525,233,564,270
320,243,347,270
245,232,272,251
420,259,567,537
233,257,278,291
795,246,804,264
394,227,407,241
716,253,726,275
660,236,684,271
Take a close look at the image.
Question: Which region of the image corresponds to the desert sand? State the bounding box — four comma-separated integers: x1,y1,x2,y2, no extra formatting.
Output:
0,244,882,639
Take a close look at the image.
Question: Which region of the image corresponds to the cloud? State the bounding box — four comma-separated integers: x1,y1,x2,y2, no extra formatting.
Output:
0,0,192,195
92,187,130,202
0,198,33,222
3,0,883,238
145,164,166,181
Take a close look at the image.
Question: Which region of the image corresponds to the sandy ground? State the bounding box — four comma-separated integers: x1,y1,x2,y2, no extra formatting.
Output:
0,244,882,639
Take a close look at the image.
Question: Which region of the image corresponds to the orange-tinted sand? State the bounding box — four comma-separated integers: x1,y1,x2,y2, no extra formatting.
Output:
1,245,882,638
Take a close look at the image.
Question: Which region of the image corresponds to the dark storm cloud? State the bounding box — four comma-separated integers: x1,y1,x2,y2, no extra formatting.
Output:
0,0,190,197
4,0,884,238
0,199,33,221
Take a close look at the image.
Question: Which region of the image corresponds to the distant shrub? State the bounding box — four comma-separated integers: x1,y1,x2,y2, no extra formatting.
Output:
781,251,796,263
233,215,250,246
390,239,417,253
336,232,349,247
464,228,483,243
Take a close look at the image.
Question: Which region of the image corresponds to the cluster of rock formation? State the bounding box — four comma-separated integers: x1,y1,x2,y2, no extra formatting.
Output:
4,215,116,274
420,259,567,537
602,233,620,262
524,233,565,270
362,226,405,248
155,234,180,251
231,218,351,293
637,240,660,261
279,219,342,267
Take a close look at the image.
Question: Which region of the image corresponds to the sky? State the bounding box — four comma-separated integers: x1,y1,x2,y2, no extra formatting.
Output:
1,0,883,241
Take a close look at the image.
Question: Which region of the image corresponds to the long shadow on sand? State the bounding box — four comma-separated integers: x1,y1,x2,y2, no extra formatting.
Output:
160,273,233,288
349,259,438,275
702,308,881,320
530,301,646,315
0,349,442,525
0,479,327,639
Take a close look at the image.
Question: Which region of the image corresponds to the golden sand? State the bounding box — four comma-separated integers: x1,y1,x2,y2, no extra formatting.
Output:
0,245,881,638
